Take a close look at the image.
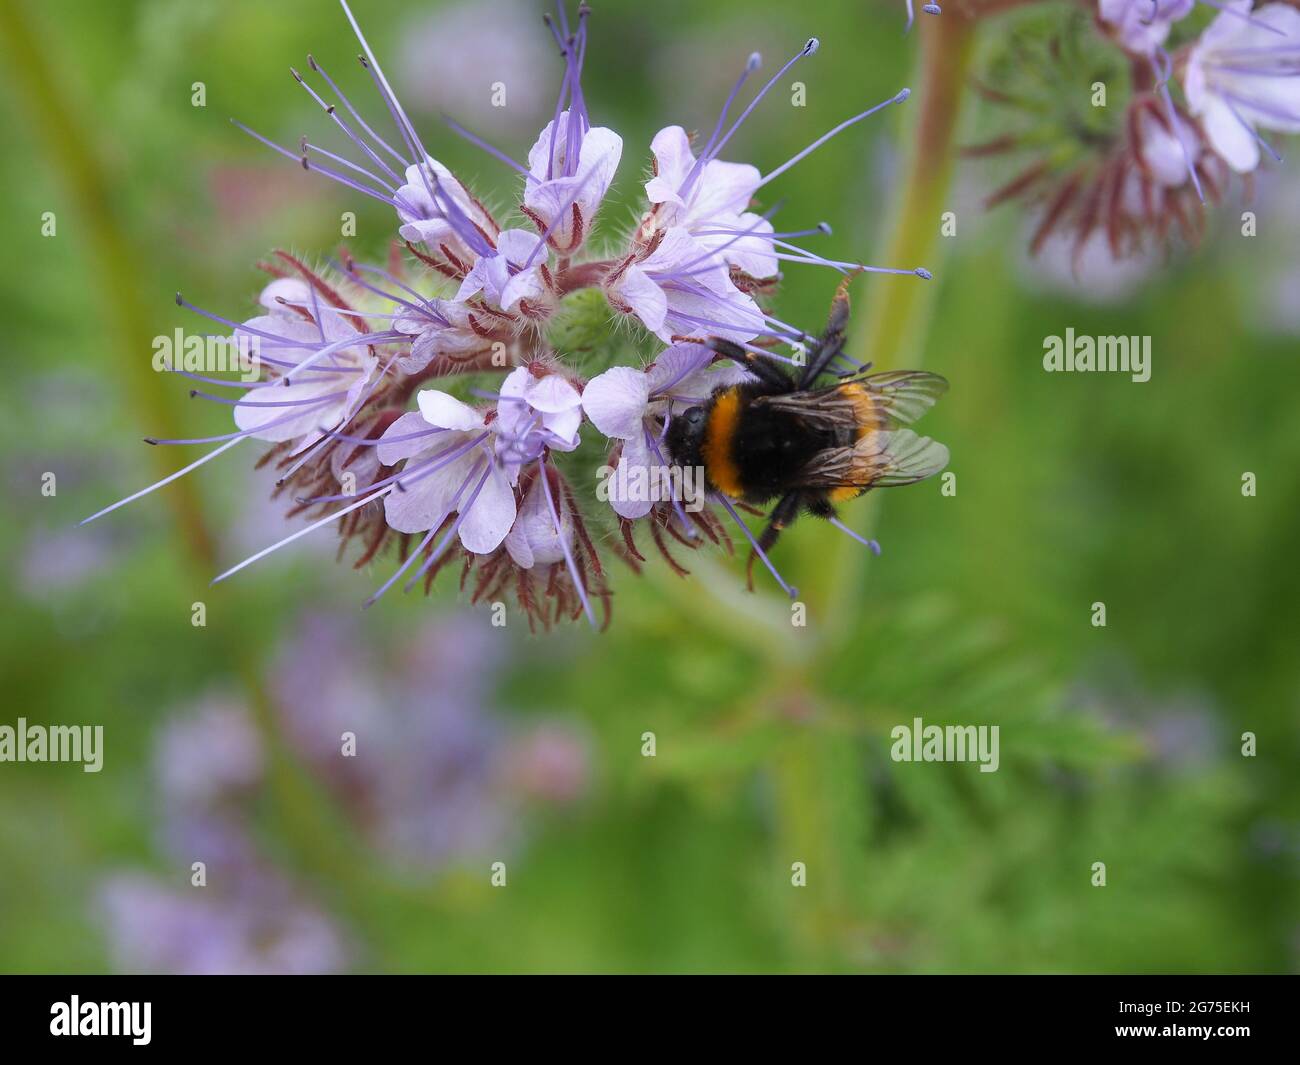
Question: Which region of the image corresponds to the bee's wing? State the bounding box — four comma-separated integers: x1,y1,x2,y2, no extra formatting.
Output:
797,429,950,491
856,371,948,429
754,385,862,430
755,371,948,432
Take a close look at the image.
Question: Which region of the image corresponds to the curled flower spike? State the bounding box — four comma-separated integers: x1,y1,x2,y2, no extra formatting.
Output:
82,0,935,629
967,4,1295,262
970,2,1300,263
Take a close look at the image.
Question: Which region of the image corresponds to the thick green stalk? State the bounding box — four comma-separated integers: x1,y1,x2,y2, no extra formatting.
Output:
810,13,977,637
0,0,216,566
857,17,977,370
769,14,977,970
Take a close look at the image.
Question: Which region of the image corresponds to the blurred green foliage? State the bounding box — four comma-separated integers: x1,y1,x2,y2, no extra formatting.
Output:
1,0,1296,973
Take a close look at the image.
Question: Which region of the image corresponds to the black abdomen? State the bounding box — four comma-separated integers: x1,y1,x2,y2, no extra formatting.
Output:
732,402,832,503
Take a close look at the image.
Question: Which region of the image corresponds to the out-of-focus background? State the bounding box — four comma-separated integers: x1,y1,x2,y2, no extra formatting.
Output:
1,0,1297,973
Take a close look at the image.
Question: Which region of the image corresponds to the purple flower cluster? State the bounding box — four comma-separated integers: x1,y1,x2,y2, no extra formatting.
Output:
83,0,929,629
974,1,1299,264
98,695,349,975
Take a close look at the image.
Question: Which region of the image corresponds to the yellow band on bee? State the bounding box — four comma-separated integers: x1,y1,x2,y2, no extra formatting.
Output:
702,387,745,497
838,381,877,439
832,382,874,501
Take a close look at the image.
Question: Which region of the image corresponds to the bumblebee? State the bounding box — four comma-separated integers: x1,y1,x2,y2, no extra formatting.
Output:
665,284,949,588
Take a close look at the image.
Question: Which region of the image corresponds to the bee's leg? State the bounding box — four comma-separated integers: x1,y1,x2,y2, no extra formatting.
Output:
809,495,882,554
797,278,853,388
806,496,836,519
706,339,795,393
798,334,848,390
745,491,802,591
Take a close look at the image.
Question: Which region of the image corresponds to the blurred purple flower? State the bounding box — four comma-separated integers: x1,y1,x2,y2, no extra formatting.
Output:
395,0,553,132
370,696,514,868
504,723,591,805
19,526,118,598
151,695,268,875
1242,165,1300,334
272,609,590,869
1020,229,1159,304
154,694,262,808
96,691,347,975
270,613,389,801
99,872,348,976
1248,819,1300,862
97,605,591,970
1069,672,1223,772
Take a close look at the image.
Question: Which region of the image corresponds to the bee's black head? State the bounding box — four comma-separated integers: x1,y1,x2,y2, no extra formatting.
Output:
665,404,707,468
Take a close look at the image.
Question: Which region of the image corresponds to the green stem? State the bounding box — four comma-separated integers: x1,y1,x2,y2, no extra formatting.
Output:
769,14,977,970
0,0,216,567
856,16,976,371
812,13,977,638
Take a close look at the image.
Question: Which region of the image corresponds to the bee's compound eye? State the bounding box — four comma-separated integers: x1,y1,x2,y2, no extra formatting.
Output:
682,406,706,428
